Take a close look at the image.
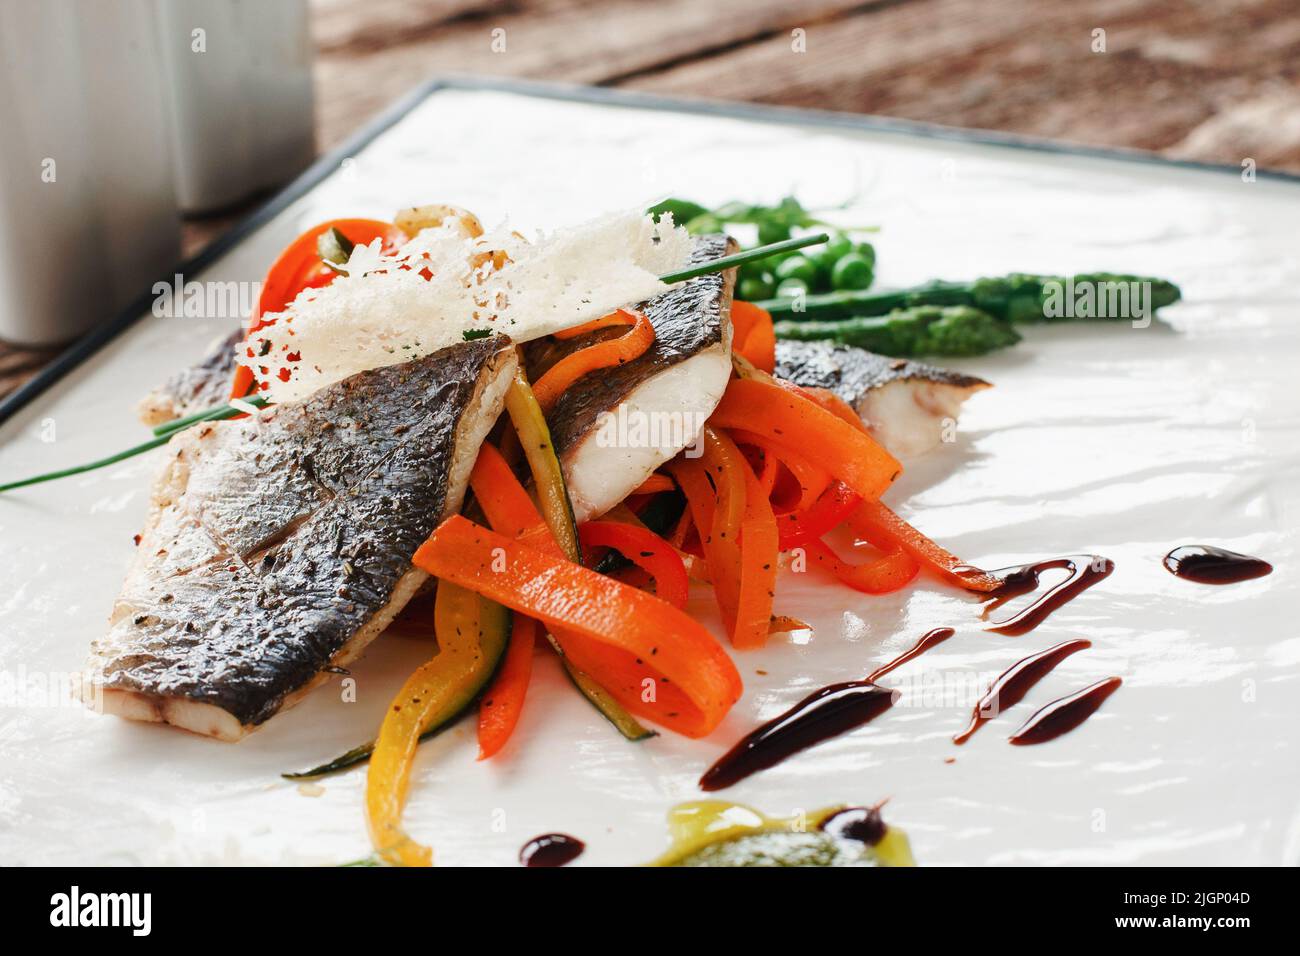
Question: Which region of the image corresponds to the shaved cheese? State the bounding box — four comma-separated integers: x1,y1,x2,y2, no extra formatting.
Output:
238,209,691,403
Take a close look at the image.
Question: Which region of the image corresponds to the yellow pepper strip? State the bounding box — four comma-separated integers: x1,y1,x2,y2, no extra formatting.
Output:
366,580,509,866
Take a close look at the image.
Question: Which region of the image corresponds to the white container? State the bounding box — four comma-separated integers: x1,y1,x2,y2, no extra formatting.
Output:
0,0,181,347
155,0,315,213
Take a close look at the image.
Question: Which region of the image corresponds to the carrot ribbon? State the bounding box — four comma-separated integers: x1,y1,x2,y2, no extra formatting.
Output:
414,516,742,738
532,309,656,410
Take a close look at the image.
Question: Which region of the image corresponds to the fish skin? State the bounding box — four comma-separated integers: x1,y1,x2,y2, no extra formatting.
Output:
138,329,242,427
87,336,517,739
774,339,990,458
526,234,737,520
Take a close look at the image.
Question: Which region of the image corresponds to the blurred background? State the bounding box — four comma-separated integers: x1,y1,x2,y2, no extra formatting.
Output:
1,0,1297,393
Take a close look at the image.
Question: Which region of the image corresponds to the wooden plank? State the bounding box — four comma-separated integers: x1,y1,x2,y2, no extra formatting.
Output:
622,0,1300,169
312,0,877,149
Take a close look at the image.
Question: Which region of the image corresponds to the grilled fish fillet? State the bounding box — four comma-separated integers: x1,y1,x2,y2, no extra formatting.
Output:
85,336,517,740
774,340,989,458
526,234,737,521
138,329,242,427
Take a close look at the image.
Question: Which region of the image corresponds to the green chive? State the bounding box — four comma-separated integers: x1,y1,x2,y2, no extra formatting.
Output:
152,395,267,437
0,398,268,494
658,233,829,283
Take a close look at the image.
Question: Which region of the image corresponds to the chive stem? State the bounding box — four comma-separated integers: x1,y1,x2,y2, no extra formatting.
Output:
0,398,267,494
658,233,829,283
152,395,266,437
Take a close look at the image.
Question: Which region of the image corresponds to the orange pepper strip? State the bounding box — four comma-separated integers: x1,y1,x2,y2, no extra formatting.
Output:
731,301,776,373
232,218,405,398
669,445,741,639
531,310,656,411
805,537,921,595
469,443,542,541
708,377,901,502
849,499,1002,593
729,428,831,514
727,432,780,649
477,615,537,761
800,385,867,431
550,307,638,340
630,473,676,496
579,520,689,611
414,516,742,737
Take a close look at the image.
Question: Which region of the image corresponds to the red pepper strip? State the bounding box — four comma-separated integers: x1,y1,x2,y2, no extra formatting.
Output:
805,537,921,594
551,307,638,340
579,520,689,611
531,310,656,411
477,615,537,761
231,218,405,398
414,517,742,738
708,377,901,503
848,498,1002,593
731,301,776,373
777,480,861,550
729,428,831,514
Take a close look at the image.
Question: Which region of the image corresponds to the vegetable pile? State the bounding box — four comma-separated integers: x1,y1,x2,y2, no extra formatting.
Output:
224,206,1004,866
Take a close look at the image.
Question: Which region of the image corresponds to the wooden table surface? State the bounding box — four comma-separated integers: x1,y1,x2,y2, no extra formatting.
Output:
4,0,1298,400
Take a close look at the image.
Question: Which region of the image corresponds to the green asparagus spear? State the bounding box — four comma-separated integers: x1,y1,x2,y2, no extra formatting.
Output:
774,305,1021,358
757,272,1181,324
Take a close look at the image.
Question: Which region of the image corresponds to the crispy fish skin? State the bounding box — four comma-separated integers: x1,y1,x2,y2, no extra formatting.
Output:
138,329,242,427
85,337,517,740
774,339,989,458
527,234,737,521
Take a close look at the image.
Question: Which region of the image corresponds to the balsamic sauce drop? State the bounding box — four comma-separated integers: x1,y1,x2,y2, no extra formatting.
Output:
1008,676,1122,745
699,682,897,792
866,627,956,682
1163,545,1272,584
982,555,1113,635
519,833,585,867
953,638,1092,744
819,806,886,846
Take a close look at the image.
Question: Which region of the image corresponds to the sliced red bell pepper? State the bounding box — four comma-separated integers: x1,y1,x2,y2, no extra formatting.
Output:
477,615,537,761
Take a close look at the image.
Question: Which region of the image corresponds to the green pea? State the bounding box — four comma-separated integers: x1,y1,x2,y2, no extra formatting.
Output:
775,277,809,299
757,220,791,245
816,233,853,271
854,241,877,268
774,255,818,286
831,253,874,291
738,275,776,301
684,214,723,234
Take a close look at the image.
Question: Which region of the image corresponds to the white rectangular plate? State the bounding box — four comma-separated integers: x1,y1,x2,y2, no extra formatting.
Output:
1,84,1296,866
